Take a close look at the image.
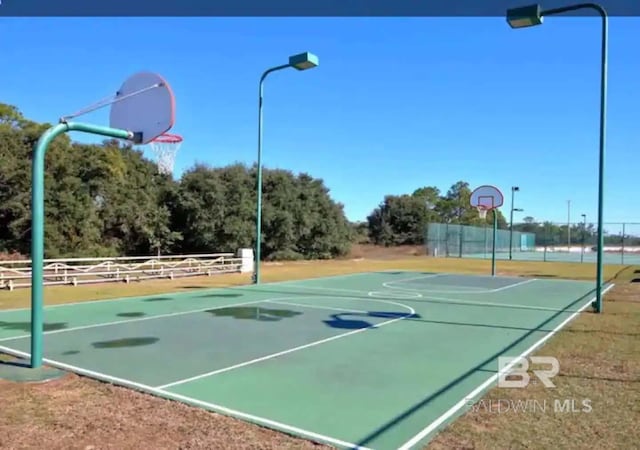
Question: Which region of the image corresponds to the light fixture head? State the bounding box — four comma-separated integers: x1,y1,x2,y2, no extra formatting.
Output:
289,52,319,71
507,4,544,28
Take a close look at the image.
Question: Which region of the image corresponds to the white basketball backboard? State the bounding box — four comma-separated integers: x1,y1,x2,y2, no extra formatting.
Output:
109,72,176,144
470,185,504,210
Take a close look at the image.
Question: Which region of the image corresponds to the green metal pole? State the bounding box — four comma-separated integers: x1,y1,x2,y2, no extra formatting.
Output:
253,64,290,285
621,223,625,265
509,189,515,260
593,6,608,313
30,122,133,368
581,216,586,263
538,3,607,313
491,209,497,276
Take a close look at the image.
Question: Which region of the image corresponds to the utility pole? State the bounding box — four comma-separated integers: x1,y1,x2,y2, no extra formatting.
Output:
508,186,521,260
581,213,586,263
567,200,571,251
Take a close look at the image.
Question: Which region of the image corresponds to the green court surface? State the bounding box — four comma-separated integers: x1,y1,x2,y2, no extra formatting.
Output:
0,271,609,449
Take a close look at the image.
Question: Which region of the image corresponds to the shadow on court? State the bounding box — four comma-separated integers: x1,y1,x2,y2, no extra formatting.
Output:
0,321,68,332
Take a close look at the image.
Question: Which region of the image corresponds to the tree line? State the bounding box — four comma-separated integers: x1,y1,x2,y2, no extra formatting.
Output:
0,103,351,260
2,102,634,261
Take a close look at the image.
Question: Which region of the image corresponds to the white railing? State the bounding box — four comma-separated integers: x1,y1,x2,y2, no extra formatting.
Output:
0,251,254,291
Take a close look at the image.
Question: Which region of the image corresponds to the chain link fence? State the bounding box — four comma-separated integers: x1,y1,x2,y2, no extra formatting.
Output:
426,221,640,265
426,223,535,259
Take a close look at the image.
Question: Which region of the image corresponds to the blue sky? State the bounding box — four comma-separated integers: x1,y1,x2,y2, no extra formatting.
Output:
1,17,638,230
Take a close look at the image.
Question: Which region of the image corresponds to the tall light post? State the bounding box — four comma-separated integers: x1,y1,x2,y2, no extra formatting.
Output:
509,208,524,258
253,52,319,284
506,3,608,313
567,199,571,251
581,213,587,263
508,186,520,260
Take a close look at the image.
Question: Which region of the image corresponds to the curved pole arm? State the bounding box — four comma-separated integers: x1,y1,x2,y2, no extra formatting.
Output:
30,122,134,368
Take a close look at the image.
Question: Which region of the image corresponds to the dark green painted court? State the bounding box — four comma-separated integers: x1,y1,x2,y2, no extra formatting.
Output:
0,271,607,449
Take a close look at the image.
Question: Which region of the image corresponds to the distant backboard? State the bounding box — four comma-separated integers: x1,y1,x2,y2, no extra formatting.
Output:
109,72,175,144
470,185,504,210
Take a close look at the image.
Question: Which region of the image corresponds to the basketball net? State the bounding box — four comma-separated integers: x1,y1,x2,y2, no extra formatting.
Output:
148,133,182,175
477,206,488,220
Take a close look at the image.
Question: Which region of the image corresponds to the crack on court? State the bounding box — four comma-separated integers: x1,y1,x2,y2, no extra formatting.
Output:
143,296,175,302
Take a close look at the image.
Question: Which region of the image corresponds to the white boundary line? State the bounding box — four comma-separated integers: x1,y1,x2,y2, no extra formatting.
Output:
156,296,415,390
0,345,372,450
396,283,615,450
266,300,367,314
382,275,538,295
417,294,586,313
0,299,270,343
272,283,574,313
0,290,415,344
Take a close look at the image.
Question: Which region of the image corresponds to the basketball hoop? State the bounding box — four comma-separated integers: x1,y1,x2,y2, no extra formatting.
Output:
148,133,182,175
470,185,503,221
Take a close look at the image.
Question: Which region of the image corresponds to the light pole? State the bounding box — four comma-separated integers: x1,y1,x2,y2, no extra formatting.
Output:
510,207,524,259
253,52,319,285
508,186,520,260
506,3,608,313
581,213,587,263
567,199,571,251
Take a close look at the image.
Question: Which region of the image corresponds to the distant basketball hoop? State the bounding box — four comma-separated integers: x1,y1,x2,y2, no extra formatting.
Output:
148,133,182,175
470,185,504,218
470,184,504,277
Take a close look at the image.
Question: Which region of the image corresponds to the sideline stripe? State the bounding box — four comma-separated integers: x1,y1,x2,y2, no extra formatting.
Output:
274,283,580,313
396,283,615,450
382,275,537,295
0,299,267,343
266,300,367,314
0,345,372,450
156,298,415,390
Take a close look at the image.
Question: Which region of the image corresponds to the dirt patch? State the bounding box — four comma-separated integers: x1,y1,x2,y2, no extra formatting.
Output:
343,244,426,260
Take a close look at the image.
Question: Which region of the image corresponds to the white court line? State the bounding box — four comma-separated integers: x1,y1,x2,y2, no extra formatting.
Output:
382,276,537,295
396,283,615,450
156,297,415,390
266,300,367,314
0,270,376,313
417,293,585,312
273,283,568,312
277,282,394,297
0,345,371,450
0,299,269,343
